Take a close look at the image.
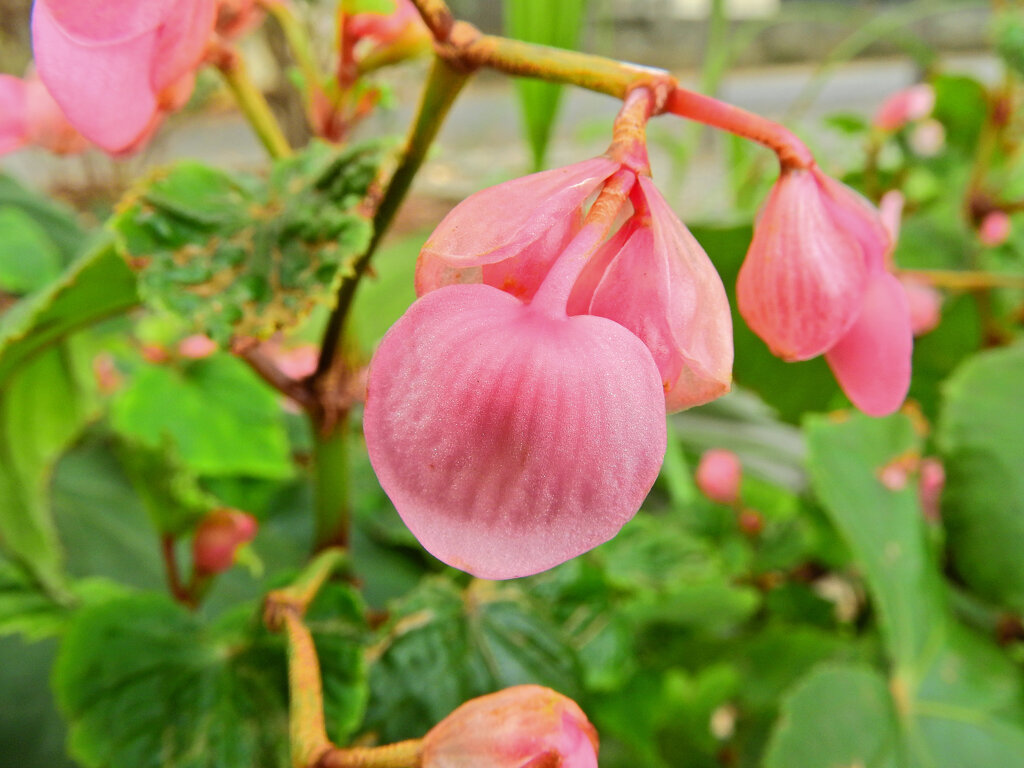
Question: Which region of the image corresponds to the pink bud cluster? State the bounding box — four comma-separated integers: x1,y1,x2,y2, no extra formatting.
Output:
738,165,913,416
365,90,733,579
192,508,258,576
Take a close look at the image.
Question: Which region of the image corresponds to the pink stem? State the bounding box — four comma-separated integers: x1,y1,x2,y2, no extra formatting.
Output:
665,87,814,170
530,169,637,316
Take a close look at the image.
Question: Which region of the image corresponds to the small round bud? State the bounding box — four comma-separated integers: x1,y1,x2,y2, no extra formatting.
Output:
192,508,258,576
695,449,742,505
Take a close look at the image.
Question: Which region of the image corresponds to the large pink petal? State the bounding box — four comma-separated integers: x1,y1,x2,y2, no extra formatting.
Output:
825,271,912,417
737,168,869,361
32,1,160,152
415,157,619,296
364,283,666,579
0,75,28,155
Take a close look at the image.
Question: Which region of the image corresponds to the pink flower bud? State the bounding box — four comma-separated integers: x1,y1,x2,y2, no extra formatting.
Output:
421,686,599,768
32,0,217,153
0,76,29,155
979,210,1011,247
178,334,218,359
0,71,87,156
918,457,944,523
909,119,945,157
192,508,258,576
873,84,935,131
739,166,912,416
695,448,742,504
738,166,887,361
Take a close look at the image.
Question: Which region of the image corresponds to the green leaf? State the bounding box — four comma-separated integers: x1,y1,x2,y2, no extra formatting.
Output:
0,555,125,641
0,344,96,591
932,74,988,156
0,206,63,293
55,587,368,768
938,344,1024,613
0,241,138,388
804,413,1024,767
0,173,85,263
364,577,581,742
109,354,293,479
764,664,900,768
112,141,382,345
806,414,940,666
504,0,588,170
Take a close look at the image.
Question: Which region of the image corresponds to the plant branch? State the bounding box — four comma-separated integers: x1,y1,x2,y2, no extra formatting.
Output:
313,55,470,390
260,0,330,121
232,337,318,411
316,741,423,768
210,41,293,159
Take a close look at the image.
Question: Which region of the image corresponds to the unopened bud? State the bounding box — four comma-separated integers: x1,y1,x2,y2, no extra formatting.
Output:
918,457,945,523
695,449,742,505
421,685,599,768
192,508,258,576
178,334,218,359
979,210,1011,247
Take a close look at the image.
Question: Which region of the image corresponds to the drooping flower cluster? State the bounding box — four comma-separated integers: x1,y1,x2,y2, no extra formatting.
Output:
365,90,733,579
737,163,913,416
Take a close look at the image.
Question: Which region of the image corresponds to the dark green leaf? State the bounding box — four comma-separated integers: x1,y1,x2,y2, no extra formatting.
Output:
109,354,293,479
938,344,1024,613
55,586,367,768
364,577,580,741
504,0,588,170
113,141,382,344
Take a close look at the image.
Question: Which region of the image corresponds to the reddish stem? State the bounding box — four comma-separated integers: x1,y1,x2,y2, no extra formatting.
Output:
666,87,813,170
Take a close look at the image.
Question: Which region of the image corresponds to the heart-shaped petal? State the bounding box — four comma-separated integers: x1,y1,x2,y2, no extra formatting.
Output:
364,283,666,579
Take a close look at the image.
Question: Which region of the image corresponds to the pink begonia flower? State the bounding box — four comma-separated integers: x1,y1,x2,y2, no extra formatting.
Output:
192,508,258,576
878,190,942,337
32,0,217,153
739,167,912,416
873,84,935,131
365,181,668,579
695,448,742,505
417,156,733,412
0,72,87,155
421,686,599,768
979,210,1012,247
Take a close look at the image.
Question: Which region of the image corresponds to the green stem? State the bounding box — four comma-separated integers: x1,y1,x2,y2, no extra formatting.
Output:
314,55,470,382
313,417,352,551
261,0,329,117
264,547,348,768
317,741,423,768
214,44,293,159
898,268,1024,290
